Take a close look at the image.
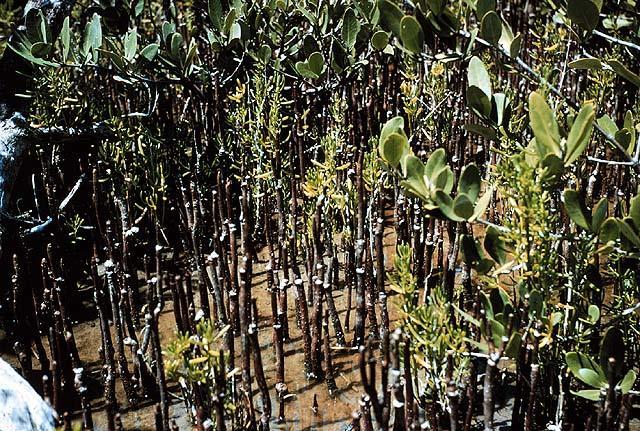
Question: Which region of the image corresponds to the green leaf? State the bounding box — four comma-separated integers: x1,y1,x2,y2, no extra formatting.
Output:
82,14,103,59
529,92,561,157
481,11,502,45
162,22,176,44
228,21,242,43
434,191,464,221
567,0,602,31
140,43,159,61
30,42,51,57
399,15,424,54
504,332,522,358
565,102,595,165
470,187,493,222
528,289,543,317
257,44,272,64
380,133,409,168
475,0,496,19
461,234,482,265
458,164,481,202
491,93,509,126
124,29,137,61
308,51,324,76
484,226,507,264
578,368,608,388
453,194,475,220
134,0,144,17
467,56,492,98
563,189,591,230
489,318,505,347
587,304,600,324
572,389,602,401
607,59,640,87
615,129,632,149
208,0,223,31
223,8,237,35
183,40,198,73
379,116,406,145
25,9,43,43
479,291,494,318
598,217,619,243
629,194,640,229
541,153,564,182
509,33,522,58
591,197,608,232
378,0,404,37
467,86,492,118
424,148,447,182
566,351,600,375
435,166,454,193
597,114,618,136
342,8,360,50
623,111,636,154
170,32,184,59
302,35,319,57
400,156,431,200
618,218,640,247
61,16,70,62
568,58,603,69
618,370,636,393
295,61,318,79
371,30,390,50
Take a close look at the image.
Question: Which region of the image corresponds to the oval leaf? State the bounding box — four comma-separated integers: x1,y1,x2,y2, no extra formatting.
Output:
399,15,424,54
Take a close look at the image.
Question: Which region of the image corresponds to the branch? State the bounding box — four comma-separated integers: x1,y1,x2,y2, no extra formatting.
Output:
24,173,86,237
32,121,114,143
593,29,640,53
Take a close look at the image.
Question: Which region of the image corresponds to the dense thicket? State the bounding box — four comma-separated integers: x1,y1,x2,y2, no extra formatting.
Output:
0,0,639,430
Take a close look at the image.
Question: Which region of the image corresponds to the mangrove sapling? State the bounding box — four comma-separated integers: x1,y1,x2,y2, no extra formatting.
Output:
249,299,271,431
0,0,638,429
322,310,338,396
310,204,325,378
92,256,118,424
364,243,380,340
225,179,240,335
353,158,367,347
104,253,138,405
149,310,169,431
445,351,459,431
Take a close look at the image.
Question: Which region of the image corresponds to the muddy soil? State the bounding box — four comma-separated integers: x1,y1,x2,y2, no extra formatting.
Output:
1,226,402,431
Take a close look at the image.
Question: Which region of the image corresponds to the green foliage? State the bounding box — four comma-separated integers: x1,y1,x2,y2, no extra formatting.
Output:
480,11,501,45
0,0,19,56
565,328,637,400
378,116,490,222
526,91,595,168
389,244,468,404
165,321,240,425
8,0,640,427
465,56,511,131
566,0,603,31
399,15,424,54
570,56,640,88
